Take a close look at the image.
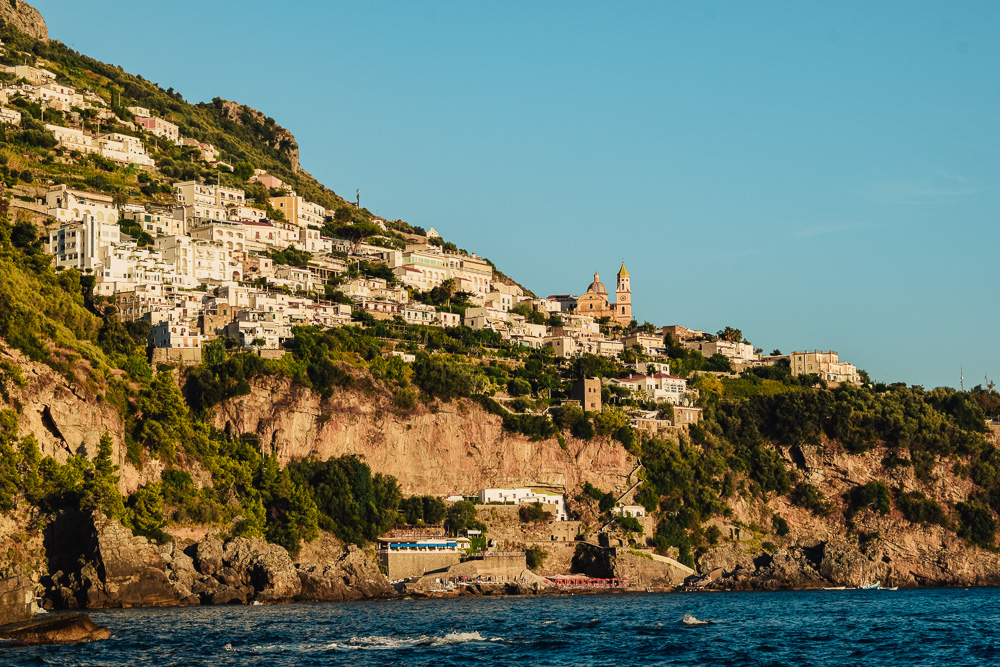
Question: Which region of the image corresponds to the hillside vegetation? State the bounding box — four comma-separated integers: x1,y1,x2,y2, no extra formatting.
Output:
0,12,1000,580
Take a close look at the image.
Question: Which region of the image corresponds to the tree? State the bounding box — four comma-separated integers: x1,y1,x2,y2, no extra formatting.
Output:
439,278,457,308
111,188,128,212
526,545,548,571
717,326,744,343
233,161,254,181
333,221,382,254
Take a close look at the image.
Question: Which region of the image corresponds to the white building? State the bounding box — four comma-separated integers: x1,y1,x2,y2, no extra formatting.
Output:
790,351,861,384
47,124,95,154
155,236,240,284
477,488,568,521
46,185,120,225
97,133,154,167
174,181,246,209
150,319,202,349
608,373,691,405
390,244,493,296
48,216,120,273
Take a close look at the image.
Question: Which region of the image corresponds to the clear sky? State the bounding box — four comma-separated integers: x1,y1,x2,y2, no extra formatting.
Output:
33,0,1000,390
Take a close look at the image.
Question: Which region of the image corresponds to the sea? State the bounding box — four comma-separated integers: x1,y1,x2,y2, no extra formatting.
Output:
5,588,1000,666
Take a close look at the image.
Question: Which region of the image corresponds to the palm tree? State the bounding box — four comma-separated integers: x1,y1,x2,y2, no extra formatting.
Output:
111,188,128,212
440,278,457,308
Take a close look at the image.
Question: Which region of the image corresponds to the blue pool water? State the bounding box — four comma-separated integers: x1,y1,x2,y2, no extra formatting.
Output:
6,588,1000,666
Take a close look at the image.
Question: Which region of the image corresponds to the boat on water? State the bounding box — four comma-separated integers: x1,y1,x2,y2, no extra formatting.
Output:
856,581,881,590
881,586,898,591
822,586,847,590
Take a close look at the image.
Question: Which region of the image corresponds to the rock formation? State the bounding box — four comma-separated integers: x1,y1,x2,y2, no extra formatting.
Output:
0,575,35,626
212,99,300,172
213,378,635,496
40,511,394,609
297,545,395,601
0,613,110,646
0,0,47,41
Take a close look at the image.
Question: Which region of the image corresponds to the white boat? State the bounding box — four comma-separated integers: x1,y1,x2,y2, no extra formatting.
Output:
881,586,898,591
822,586,847,590
856,581,880,590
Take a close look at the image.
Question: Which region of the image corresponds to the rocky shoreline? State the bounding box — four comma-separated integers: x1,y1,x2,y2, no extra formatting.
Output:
36,511,395,611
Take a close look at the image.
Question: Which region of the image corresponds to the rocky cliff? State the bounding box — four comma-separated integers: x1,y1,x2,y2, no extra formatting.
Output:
212,377,636,496
695,436,1000,589
41,511,394,609
0,0,47,41
213,99,300,173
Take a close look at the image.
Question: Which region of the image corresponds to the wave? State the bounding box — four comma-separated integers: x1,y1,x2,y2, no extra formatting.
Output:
224,631,500,655
681,614,713,626
340,631,498,649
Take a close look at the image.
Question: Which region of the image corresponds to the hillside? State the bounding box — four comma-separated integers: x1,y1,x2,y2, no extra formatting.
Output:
1,2,1000,610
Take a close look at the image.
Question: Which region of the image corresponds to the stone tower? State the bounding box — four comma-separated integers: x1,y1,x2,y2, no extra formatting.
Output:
615,262,632,325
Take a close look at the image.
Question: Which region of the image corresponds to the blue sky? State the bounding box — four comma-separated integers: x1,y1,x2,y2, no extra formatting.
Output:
34,1,1000,389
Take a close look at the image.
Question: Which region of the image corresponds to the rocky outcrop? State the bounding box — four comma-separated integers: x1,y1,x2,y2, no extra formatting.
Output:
0,576,35,626
0,346,155,494
0,0,47,41
213,379,635,497
212,99,299,172
60,512,195,608
296,545,395,601
705,538,906,590
40,511,395,609
0,613,109,646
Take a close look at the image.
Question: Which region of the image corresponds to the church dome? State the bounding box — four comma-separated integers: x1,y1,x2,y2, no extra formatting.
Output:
586,271,607,294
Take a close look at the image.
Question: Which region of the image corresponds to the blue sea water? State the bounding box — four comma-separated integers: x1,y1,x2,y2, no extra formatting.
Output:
6,588,1000,666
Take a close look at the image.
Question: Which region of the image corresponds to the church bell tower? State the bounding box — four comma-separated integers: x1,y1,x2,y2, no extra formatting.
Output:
615,262,632,325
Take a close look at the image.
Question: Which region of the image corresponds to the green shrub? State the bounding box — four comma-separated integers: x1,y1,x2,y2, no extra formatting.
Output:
957,498,996,548
771,514,790,536
519,502,551,523
792,483,835,516
896,490,949,527
846,482,891,519
526,545,548,571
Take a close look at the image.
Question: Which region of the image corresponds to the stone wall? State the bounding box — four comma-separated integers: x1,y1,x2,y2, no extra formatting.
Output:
380,551,462,580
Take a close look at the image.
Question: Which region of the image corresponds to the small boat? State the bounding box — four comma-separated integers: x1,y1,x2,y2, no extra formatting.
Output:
857,581,881,590
881,586,898,591
822,586,847,590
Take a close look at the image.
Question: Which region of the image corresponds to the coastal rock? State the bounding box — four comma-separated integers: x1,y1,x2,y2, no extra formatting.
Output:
190,537,224,577
0,576,35,626
0,613,109,646
217,537,302,602
296,545,394,601
43,512,191,609
818,540,888,587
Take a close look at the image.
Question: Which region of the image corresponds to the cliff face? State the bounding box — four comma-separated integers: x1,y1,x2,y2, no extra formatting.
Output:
0,0,47,41
701,437,1000,588
213,99,300,173
212,378,636,496
0,348,155,493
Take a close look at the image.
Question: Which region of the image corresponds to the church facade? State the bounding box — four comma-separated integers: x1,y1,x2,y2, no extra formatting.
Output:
576,263,632,325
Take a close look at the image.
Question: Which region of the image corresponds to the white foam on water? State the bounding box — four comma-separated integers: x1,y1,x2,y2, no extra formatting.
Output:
228,631,498,654
345,631,494,649
681,614,712,626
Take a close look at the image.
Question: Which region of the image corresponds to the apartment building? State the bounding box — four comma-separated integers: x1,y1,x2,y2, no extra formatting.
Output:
134,115,179,142
269,195,326,228
45,185,119,224
790,351,861,384
97,133,154,167
48,216,120,272
174,181,246,209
